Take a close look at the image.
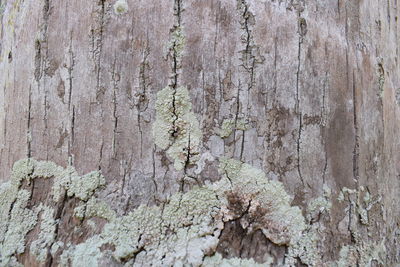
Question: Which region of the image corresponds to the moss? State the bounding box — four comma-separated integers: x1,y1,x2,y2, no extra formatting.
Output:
153,86,202,170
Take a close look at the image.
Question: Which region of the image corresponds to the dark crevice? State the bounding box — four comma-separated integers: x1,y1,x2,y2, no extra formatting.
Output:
352,70,359,186
168,0,183,142
27,85,32,158
67,34,75,111
111,56,119,159
295,8,306,188
216,195,286,264
46,191,69,267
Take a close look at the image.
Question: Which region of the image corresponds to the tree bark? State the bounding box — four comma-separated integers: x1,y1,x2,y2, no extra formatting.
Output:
0,0,399,266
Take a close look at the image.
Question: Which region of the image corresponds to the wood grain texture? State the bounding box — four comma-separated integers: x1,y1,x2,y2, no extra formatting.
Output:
0,0,399,265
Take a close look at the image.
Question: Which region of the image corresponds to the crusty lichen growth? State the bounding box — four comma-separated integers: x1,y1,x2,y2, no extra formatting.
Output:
338,186,381,226
153,86,202,170
218,118,249,138
218,158,307,246
58,158,310,266
202,252,272,266
62,186,223,266
0,157,388,266
333,240,386,267
169,26,186,59
30,205,57,263
0,188,38,266
113,0,128,15
0,159,105,266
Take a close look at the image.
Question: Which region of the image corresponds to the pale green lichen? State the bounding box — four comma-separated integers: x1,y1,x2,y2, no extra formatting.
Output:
50,241,64,257
60,158,309,266
1,155,388,266
218,158,307,246
153,86,202,170
202,252,272,266
0,189,38,266
306,184,332,222
62,186,222,266
113,0,128,15
218,118,249,138
30,205,57,262
338,186,381,226
0,159,104,266
169,26,186,59
333,240,386,267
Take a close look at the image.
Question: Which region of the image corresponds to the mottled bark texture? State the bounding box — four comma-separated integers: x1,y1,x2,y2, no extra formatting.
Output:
0,0,399,266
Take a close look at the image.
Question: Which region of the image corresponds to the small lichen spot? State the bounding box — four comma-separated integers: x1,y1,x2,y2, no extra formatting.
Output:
113,0,128,15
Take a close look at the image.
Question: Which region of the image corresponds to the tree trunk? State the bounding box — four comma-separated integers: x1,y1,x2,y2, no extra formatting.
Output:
0,0,399,266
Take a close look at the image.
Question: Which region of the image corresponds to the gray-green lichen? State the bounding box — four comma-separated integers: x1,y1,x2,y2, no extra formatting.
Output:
30,205,57,263
113,0,128,15
338,186,381,226
58,158,309,266
0,156,388,266
153,86,202,170
217,158,307,246
168,26,186,59
218,118,249,138
202,252,272,266
0,188,38,266
333,240,386,267
0,158,104,266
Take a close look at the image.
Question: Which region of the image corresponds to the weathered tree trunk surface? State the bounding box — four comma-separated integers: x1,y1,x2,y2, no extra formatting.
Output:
0,0,399,266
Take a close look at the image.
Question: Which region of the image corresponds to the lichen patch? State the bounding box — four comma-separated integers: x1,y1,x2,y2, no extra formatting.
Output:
153,86,202,170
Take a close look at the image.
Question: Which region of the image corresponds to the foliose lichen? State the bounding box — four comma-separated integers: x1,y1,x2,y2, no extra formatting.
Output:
152,86,202,170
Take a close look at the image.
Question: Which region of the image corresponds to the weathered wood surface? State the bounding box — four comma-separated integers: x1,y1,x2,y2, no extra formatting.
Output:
0,0,399,266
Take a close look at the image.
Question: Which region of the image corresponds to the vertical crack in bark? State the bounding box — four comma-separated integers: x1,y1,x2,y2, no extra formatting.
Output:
151,146,158,201
296,8,306,187
321,71,328,184
233,80,241,157
235,0,265,158
111,56,119,159
27,85,32,158
68,105,75,161
169,0,183,136
67,34,75,111
92,0,106,101
137,40,150,158
66,33,76,162
41,0,50,133
46,191,68,267
297,112,305,187
352,70,359,185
